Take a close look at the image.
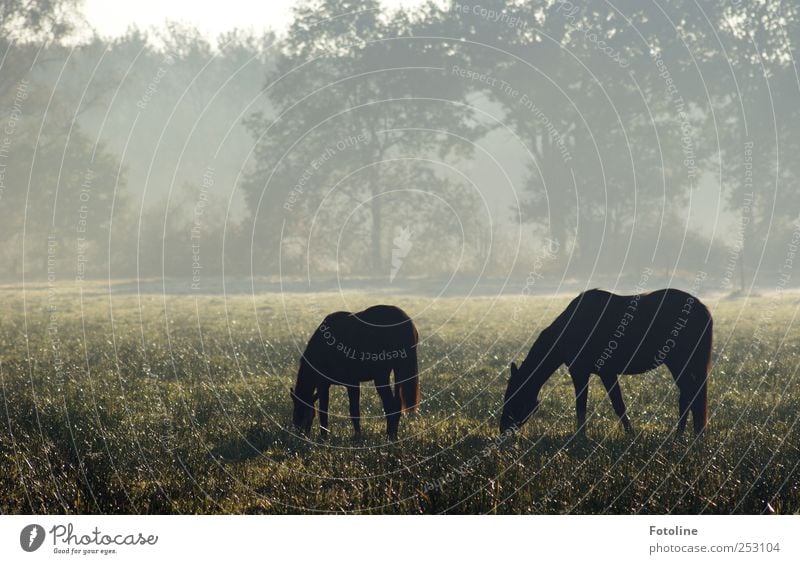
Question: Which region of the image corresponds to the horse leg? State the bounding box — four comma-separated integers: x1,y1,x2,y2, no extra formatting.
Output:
677,386,690,436
570,371,590,436
690,366,709,436
599,373,633,433
668,362,692,436
318,384,330,438
347,383,361,437
375,373,400,440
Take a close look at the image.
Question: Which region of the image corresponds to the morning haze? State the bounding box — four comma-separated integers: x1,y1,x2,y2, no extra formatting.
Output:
0,0,795,294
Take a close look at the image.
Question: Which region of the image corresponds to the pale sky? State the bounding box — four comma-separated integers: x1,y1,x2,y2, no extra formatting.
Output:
81,0,429,41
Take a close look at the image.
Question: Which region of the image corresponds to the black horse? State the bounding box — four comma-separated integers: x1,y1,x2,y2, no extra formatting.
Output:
501,288,713,436
291,305,419,439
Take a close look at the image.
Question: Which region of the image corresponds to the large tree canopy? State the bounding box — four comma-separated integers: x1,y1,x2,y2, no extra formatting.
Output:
242,0,491,279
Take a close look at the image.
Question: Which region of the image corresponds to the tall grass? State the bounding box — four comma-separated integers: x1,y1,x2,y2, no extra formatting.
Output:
1,285,798,513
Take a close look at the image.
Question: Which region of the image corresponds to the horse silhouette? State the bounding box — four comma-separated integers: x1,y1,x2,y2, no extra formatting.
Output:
501,288,712,436
291,305,419,439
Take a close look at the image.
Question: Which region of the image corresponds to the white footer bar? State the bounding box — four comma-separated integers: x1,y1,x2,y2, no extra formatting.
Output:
1,515,797,563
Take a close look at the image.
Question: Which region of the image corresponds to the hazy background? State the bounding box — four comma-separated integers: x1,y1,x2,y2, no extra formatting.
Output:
1,0,797,295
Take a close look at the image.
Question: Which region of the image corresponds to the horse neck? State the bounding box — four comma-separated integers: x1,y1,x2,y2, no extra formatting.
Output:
519,326,562,391
294,360,318,400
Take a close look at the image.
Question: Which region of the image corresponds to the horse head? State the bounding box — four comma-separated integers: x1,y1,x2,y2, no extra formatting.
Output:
500,362,540,433
290,386,318,435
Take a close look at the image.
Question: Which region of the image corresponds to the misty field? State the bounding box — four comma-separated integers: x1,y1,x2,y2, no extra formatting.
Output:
1,285,799,514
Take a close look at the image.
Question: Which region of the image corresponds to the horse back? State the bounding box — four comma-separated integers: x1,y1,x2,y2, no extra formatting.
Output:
302,305,417,384
555,288,712,375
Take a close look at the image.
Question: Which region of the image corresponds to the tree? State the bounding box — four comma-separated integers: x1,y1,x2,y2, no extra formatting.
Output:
0,0,127,279
462,1,716,278
1,0,79,98
702,0,799,289
243,0,487,277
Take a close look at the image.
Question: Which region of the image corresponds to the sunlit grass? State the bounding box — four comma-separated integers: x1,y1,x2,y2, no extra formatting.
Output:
1,284,799,513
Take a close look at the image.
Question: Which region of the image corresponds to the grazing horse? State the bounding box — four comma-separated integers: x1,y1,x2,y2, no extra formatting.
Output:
501,288,713,436
291,305,419,439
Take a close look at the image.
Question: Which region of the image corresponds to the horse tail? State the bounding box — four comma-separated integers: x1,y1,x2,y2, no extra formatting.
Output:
397,325,420,413
692,311,713,433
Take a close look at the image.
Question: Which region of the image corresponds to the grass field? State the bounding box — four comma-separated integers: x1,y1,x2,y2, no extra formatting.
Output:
1,284,799,514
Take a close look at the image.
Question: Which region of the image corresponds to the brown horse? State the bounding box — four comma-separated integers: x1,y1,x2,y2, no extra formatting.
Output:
291,305,419,439
501,288,712,436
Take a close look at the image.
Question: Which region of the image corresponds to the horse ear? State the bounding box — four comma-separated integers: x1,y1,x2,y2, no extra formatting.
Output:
510,362,518,376
289,387,296,399
311,392,319,403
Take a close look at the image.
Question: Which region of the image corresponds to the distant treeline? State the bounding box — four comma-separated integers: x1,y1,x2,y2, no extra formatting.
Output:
1,0,798,291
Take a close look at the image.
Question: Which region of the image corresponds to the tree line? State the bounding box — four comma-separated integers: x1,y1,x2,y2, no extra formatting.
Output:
1,0,797,291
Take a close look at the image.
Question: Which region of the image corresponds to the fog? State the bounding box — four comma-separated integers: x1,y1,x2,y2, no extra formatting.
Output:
1,0,798,295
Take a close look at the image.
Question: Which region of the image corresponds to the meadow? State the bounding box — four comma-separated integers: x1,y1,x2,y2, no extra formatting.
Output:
1,283,799,514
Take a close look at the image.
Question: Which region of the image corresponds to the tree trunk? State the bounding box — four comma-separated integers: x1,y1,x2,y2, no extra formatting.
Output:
541,134,567,257
739,234,747,291
370,167,382,272
740,212,753,291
